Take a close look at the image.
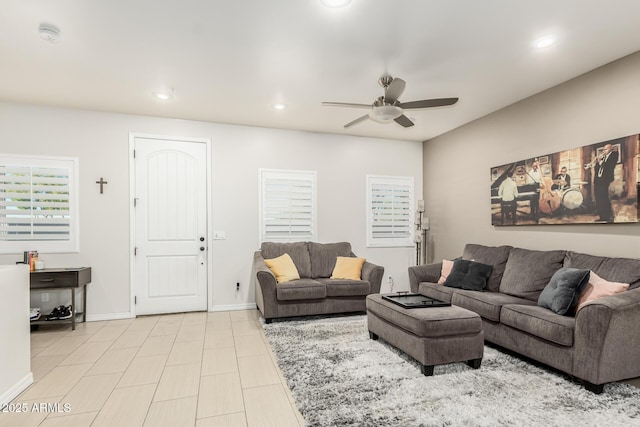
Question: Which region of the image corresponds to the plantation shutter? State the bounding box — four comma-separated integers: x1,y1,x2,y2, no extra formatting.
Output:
260,169,317,242
367,175,414,247
0,155,78,253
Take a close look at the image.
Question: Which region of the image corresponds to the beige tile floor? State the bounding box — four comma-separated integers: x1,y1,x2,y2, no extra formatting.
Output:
1,310,303,427
5,310,640,427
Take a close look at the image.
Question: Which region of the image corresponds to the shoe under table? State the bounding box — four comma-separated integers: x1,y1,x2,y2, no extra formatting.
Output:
366,293,484,376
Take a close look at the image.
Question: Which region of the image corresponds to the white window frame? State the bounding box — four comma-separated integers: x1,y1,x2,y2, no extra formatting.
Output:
259,168,317,243
0,154,79,254
366,175,414,248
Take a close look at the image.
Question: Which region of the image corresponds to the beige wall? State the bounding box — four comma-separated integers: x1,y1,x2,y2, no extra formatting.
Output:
0,103,422,319
423,51,640,262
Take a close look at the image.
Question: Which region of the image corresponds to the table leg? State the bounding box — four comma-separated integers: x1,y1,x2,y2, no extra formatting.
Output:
82,284,87,323
71,288,76,331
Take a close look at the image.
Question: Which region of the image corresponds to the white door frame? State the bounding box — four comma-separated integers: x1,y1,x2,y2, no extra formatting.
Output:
129,132,213,318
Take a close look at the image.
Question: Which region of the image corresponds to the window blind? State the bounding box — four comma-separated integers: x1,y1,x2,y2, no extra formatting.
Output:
260,170,317,242
0,155,78,253
0,165,71,240
367,175,414,247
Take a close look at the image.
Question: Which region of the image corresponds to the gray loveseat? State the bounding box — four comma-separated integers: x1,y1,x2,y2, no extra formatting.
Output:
254,241,384,323
408,243,640,393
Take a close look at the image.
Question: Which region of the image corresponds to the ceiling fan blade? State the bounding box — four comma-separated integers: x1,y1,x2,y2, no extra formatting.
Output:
400,98,459,109
394,114,414,128
384,78,406,104
344,115,369,128
322,102,371,109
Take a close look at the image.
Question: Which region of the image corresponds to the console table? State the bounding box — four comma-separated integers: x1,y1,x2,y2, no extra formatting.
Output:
30,267,91,331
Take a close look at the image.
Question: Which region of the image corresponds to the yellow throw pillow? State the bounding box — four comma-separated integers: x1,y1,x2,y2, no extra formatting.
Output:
264,253,300,284
331,256,366,280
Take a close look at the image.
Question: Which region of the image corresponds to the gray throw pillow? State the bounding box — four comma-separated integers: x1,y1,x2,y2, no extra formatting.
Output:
537,268,590,316
444,259,493,291
462,244,512,292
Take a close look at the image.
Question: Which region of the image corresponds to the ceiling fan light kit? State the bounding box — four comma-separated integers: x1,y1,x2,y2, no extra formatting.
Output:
370,105,403,122
322,75,458,128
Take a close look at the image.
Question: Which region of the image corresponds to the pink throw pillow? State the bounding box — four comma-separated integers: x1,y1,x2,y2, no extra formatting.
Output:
437,259,454,285
576,270,629,311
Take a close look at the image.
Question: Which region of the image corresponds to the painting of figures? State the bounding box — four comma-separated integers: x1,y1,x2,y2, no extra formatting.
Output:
491,133,639,225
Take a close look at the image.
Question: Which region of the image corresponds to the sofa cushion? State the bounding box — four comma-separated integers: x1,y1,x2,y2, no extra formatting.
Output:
261,242,312,278
308,242,352,278
576,270,630,312
366,294,481,338
501,305,575,347
331,256,366,280
537,268,591,315
317,278,370,297
444,259,493,291
500,248,565,301
264,253,300,283
419,282,456,303
276,279,326,301
462,244,512,292
452,291,536,322
564,251,640,290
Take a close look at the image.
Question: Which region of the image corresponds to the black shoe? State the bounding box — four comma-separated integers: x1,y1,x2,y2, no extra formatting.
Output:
46,306,62,321
58,305,73,320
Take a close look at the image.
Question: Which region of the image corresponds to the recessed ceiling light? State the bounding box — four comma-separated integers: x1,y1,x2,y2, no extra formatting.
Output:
272,103,287,110
321,0,352,8
533,36,556,49
153,91,173,100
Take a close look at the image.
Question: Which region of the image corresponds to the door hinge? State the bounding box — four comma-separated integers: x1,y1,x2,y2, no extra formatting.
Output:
133,149,136,158
134,247,138,256
134,198,138,207
134,296,137,304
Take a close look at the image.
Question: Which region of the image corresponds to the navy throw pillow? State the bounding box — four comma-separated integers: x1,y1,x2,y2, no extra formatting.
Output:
537,268,591,316
443,259,493,291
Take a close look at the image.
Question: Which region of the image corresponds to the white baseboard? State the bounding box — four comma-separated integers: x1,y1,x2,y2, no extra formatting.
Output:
85,312,133,322
209,303,257,312
87,307,257,319
1,373,33,407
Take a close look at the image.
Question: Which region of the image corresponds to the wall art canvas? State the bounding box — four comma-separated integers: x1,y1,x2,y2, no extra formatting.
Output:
491,133,639,226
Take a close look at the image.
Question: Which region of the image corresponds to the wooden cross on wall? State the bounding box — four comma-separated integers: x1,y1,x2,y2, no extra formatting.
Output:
96,177,108,194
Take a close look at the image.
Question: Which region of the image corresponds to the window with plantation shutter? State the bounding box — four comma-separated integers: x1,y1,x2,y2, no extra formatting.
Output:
366,175,414,247
0,155,79,254
259,169,317,243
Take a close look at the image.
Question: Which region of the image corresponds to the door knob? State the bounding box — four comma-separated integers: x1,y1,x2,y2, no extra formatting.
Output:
200,237,205,242
200,247,205,251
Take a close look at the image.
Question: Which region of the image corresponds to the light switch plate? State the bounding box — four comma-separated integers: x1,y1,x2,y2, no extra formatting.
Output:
213,231,226,240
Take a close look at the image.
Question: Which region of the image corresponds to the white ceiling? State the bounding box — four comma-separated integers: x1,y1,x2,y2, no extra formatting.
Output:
3,1,640,142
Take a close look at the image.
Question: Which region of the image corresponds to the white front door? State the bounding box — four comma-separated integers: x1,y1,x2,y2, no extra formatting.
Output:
133,136,208,315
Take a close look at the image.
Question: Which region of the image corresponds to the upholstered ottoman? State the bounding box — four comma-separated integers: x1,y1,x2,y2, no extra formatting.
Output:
366,293,484,375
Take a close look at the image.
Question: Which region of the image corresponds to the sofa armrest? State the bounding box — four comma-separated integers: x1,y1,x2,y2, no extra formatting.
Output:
572,286,640,385
362,261,384,294
254,251,278,320
408,263,442,293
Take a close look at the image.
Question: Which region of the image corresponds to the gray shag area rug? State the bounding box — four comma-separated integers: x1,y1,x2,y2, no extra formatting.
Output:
263,315,640,427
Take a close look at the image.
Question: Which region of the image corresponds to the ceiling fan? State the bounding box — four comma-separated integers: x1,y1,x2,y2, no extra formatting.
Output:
322,75,458,128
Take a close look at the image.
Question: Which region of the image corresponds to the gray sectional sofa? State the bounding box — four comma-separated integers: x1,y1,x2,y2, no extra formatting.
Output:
254,241,384,323
408,243,640,393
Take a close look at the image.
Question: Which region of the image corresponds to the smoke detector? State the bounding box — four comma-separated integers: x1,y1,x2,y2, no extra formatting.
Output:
39,24,61,43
